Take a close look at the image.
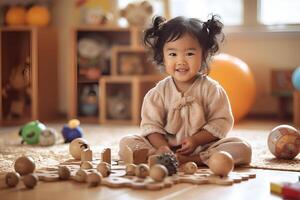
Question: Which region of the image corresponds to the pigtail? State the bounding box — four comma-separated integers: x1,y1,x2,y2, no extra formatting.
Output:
203,15,224,55
143,16,166,48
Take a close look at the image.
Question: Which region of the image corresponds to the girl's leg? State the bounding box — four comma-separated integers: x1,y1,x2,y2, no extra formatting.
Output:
199,137,252,166
118,135,156,161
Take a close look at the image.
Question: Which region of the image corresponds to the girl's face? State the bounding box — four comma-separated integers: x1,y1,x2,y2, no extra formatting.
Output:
163,33,203,88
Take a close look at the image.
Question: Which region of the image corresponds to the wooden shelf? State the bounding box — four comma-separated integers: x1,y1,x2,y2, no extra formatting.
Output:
0,27,58,125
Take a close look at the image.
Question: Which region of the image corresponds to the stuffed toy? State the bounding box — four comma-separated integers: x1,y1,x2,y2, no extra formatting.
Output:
2,57,31,119
120,1,153,27
77,35,111,75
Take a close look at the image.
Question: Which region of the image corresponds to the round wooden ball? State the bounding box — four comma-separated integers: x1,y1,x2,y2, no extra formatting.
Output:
125,164,136,176
149,164,168,182
208,151,234,177
81,161,93,169
135,164,149,178
87,172,102,187
23,173,38,189
184,162,197,174
58,166,71,180
69,138,89,160
5,172,20,187
96,162,111,177
75,169,88,182
14,156,36,176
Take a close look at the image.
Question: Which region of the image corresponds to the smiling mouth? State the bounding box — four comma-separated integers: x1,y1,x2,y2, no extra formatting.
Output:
176,68,189,72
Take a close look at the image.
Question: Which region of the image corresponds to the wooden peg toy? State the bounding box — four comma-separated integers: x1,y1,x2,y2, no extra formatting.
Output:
87,172,102,187
101,148,111,164
81,149,93,161
125,164,137,176
97,162,111,177
148,155,159,168
23,173,38,189
133,149,149,164
14,156,36,176
135,164,149,178
5,172,20,187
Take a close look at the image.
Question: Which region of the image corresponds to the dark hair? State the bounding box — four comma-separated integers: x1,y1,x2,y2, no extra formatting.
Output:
143,15,224,75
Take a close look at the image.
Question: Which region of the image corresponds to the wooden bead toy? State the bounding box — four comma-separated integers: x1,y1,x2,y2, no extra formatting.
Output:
58,166,71,180
135,164,149,178
80,161,93,169
81,149,93,161
208,151,234,177
23,173,38,189
97,162,111,177
69,138,89,160
101,148,111,164
74,169,88,182
87,172,102,187
184,162,197,174
14,156,36,175
125,164,136,176
5,172,20,187
149,164,168,182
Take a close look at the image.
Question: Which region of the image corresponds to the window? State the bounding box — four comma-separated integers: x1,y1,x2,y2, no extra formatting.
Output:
169,0,243,26
259,0,300,25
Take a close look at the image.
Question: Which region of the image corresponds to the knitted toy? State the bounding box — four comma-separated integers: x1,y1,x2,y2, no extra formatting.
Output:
155,153,179,176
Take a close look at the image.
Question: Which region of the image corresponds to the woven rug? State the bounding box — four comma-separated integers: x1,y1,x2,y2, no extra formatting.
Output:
0,121,299,174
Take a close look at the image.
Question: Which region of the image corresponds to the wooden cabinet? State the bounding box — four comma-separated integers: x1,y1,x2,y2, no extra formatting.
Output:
70,26,163,124
0,27,58,125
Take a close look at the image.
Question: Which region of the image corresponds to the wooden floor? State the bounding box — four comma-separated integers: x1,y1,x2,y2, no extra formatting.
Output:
0,119,298,200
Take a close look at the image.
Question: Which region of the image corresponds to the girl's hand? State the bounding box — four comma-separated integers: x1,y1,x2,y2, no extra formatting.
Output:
156,145,173,154
176,137,197,155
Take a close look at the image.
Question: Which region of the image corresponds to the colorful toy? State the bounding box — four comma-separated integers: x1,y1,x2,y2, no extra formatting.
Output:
39,128,57,146
268,125,300,159
69,138,90,160
26,5,50,26
292,66,300,90
208,151,234,177
79,84,98,116
210,54,256,122
5,6,26,26
19,120,46,145
271,181,300,199
120,1,153,27
61,119,83,143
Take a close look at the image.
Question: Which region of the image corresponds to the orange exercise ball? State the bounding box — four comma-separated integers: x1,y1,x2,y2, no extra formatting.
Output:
209,54,256,122
5,6,26,26
26,6,50,26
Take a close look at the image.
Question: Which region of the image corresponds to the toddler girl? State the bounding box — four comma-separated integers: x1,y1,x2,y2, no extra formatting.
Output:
119,15,252,166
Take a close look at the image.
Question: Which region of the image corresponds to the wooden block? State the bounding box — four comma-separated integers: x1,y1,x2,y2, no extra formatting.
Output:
81,149,93,161
133,149,149,164
101,148,111,164
123,145,133,164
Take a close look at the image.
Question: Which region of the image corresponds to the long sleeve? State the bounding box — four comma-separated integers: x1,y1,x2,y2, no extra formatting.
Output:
140,89,167,137
202,80,234,138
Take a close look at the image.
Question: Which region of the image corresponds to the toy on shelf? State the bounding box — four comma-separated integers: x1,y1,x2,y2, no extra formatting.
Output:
292,66,300,90
79,84,99,116
77,35,110,76
61,119,83,143
2,57,31,120
19,120,46,145
268,124,300,159
120,0,153,27
5,6,26,26
119,54,144,75
26,5,50,26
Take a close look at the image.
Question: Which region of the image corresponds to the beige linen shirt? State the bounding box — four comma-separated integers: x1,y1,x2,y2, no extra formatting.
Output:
140,74,234,146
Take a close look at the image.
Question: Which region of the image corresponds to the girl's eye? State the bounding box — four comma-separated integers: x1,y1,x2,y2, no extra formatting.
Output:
168,53,176,56
186,52,195,56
